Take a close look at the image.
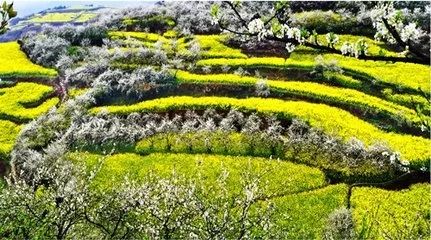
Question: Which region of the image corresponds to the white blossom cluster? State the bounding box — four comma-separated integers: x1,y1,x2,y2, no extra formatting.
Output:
255,78,270,97
371,4,400,44
280,25,309,53
340,42,354,56
22,34,70,67
400,22,424,43
284,25,306,44
279,25,307,53
340,39,369,58
285,42,296,53
371,3,426,46
247,20,310,53
247,18,271,41
382,151,409,172
2,147,276,238
211,15,219,26
248,18,265,34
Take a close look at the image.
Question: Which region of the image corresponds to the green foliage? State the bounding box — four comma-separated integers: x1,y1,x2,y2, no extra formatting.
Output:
0,1,17,35
292,10,358,34
68,88,89,98
162,30,177,38
121,15,175,32
135,131,394,182
109,31,164,43
0,83,58,159
0,79,14,88
210,3,220,18
290,51,430,92
70,152,326,196
198,57,314,70
351,184,430,239
195,35,247,58
136,132,281,158
322,72,362,89
0,82,59,123
271,184,348,239
0,42,57,78
382,89,430,112
92,96,431,170
109,31,189,56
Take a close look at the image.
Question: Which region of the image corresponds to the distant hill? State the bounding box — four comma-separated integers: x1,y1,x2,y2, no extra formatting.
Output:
0,5,106,42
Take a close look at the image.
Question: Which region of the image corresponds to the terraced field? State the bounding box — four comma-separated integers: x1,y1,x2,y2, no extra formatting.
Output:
0,82,59,159
80,30,431,236
0,44,59,160
28,12,97,23
0,42,57,78
0,5,429,237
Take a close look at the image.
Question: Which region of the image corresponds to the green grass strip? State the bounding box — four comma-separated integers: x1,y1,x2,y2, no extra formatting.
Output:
271,184,348,239
91,96,430,169
195,35,247,59
70,152,326,196
382,89,430,112
351,184,430,239
175,70,422,127
322,72,363,89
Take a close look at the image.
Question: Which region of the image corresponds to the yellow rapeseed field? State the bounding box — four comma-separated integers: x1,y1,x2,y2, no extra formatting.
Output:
0,42,57,78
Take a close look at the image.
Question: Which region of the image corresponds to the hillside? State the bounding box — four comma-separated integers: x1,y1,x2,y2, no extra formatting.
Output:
0,1,429,239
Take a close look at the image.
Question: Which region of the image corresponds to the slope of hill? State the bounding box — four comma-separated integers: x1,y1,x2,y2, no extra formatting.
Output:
0,1,429,238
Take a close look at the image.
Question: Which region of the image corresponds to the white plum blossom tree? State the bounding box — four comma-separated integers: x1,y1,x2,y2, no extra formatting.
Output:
340,42,354,56
211,1,429,63
340,39,369,58
370,2,428,60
